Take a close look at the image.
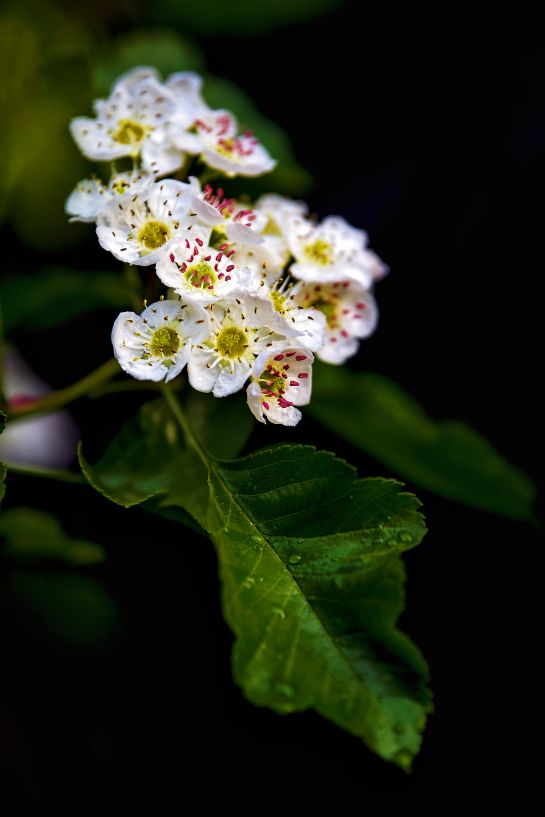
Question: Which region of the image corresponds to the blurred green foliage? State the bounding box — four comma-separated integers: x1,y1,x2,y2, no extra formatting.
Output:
0,507,105,565
148,0,341,36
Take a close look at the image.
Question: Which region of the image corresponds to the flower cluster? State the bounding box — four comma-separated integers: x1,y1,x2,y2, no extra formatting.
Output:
68,67,387,426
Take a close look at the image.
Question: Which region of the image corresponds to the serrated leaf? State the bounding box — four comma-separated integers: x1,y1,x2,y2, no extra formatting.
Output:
309,365,536,520
0,507,105,565
207,444,431,769
0,267,138,334
79,392,253,530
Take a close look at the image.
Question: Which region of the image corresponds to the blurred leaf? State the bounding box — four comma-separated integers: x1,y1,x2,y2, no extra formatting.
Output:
0,507,105,565
309,365,536,520
79,392,253,529
208,444,431,770
148,0,341,36
0,411,5,505
92,29,204,96
0,268,139,335
204,76,312,196
9,570,117,647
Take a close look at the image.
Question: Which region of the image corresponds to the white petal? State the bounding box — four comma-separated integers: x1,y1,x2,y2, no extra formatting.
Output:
187,348,218,393
246,381,267,424
70,117,129,161
65,178,108,222
318,336,359,364
141,131,185,176
212,360,251,397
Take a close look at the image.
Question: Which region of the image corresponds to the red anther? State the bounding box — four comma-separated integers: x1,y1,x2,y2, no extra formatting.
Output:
278,398,294,408
218,273,225,279
226,250,235,258
204,255,212,261
356,302,367,309
185,238,190,249
225,275,231,281
219,243,229,250
342,309,350,314
341,330,349,337
169,253,175,263
216,253,223,262
262,401,270,410
274,354,284,361
196,237,203,246
343,281,350,288
354,314,362,319
282,364,289,370
217,188,224,198
295,355,306,361
289,380,300,387
193,245,199,255
208,285,214,290
226,264,235,272
298,373,308,379
331,337,338,342
285,351,295,357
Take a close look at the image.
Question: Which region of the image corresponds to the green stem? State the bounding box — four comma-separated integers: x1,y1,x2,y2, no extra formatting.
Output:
161,384,209,467
7,358,120,421
4,461,85,485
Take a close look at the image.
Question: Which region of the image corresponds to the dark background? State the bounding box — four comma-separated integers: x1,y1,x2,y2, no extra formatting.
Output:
1,2,542,810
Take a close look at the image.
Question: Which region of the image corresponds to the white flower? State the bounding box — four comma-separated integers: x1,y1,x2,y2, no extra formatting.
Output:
65,171,154,223
187,292,299,397
70,70,184,175
260,279,326,352
189,181,266,245
166,71,207,125
255,193,308,237
0,348,79,468
155,231,242,303
246,346,314,426
291,280,378,364
170,108,275,177
287,215,384,289
112,299,210,382
96,179,193,265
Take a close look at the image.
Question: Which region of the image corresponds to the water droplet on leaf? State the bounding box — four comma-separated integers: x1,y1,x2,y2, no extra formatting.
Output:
251,534,265,545
242,577,255,589
400,532,413,544
289,554,301,565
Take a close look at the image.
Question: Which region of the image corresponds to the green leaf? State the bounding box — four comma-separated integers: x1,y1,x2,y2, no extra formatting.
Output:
0,507,105,565
79,392,253,530
0,267,138,335
309,365,536,520
204,76,312,196
208,444,431,769
8,571,118,647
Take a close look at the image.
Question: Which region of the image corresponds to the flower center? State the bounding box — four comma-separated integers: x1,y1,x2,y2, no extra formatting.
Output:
216,138,235,157
112,178,130,195
113,119,146,145
259,369,286,396
186,261,216,289
304,239,332,265
269,290,286,314
138,220,170,250
216,326,248,358
310,297,337,326
150,326,180,357
262,217,282,237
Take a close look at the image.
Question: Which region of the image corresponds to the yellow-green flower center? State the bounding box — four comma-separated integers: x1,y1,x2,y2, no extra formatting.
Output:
138,220,170,250
304,239,332,266
269,290,286,314
186,261,216,289
216,326,248,358
310,297,336,326
262,217,282,237
150,326,180,357
113,119,146,145
216,138,235,157
112,178,130,195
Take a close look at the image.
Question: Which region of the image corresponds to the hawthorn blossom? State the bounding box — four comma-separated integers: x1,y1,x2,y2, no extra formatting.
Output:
189,182,267,245
155,232,242,303
70,69,184,175
187,292,298,397
96,179,193,265
112,299,209,382
170,108,275,177
287,215,386,289
291,280,378,364
65,171,154,223
246,346,314,426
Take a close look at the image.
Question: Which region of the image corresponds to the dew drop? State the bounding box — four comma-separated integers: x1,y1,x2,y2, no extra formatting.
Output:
289,554,301,565
400,532,413,544
242,577,255,589
272,606,286,620
251,533,265,545
274,682,295,700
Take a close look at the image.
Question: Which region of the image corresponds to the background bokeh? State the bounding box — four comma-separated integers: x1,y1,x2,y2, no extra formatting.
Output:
1,0,542,809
